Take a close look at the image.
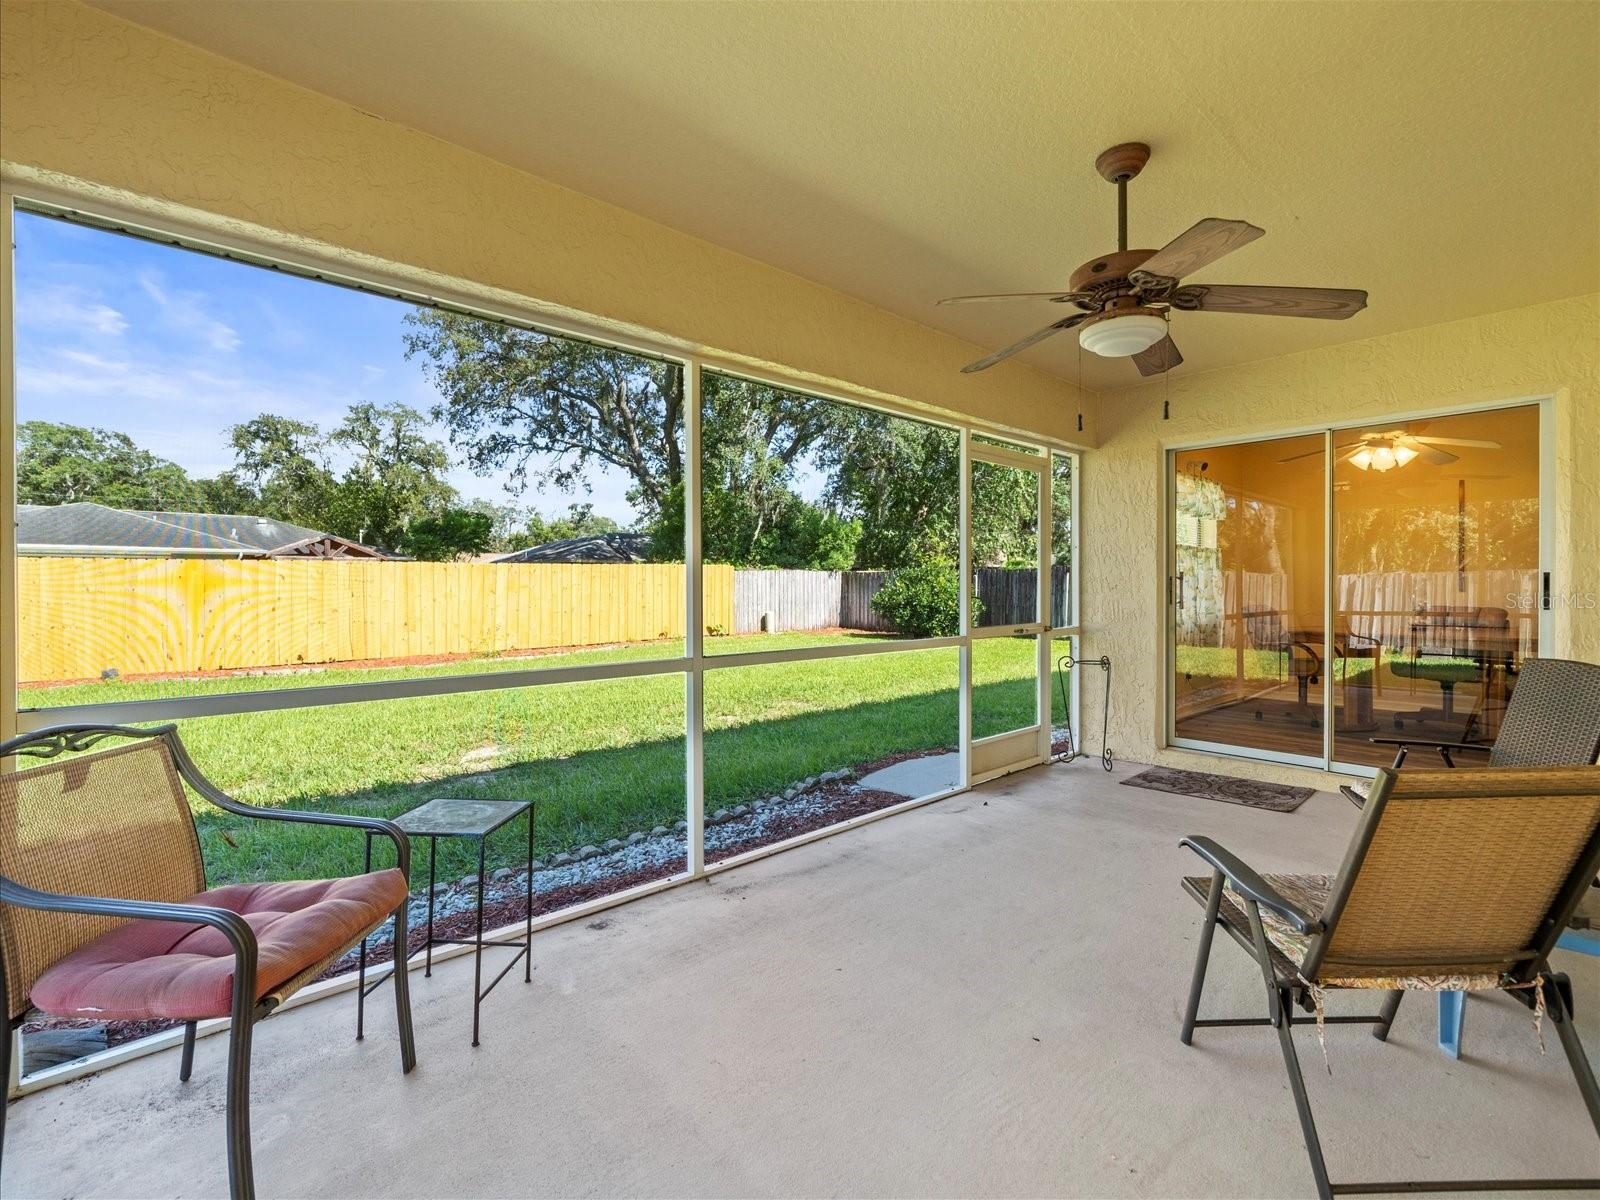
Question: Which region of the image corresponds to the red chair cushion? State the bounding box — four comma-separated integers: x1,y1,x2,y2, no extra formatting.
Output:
31,870,407,1021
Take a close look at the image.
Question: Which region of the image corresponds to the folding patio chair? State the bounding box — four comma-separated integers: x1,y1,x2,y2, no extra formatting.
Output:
0,724,418,1200
1179,764,1600,1198
1343,657,1600,806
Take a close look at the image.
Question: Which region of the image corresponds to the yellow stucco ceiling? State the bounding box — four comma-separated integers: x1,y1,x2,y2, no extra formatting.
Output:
91,0,1600,390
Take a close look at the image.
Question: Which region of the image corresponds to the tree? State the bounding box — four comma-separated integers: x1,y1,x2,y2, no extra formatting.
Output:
191,472,261,515
404,316,846,552
816,413,959,568
225,405,458,551
402,309,1043,571
403,311,685,517
400,508,494,561
17,421,197,509
225,414,338,530
326,402,457,551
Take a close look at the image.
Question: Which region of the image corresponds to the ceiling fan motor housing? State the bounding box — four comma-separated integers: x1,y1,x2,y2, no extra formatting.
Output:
1068,248,1158,304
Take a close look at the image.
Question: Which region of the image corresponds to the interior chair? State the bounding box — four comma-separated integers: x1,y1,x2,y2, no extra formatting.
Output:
1243,607,1322,725
1343,657,1600,806
0,724,418,1200
1180,764,1600,1199
1389,605,1515,735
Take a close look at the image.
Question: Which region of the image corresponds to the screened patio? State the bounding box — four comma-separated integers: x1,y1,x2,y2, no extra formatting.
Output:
3,2,1600,1198
10,763,1597,1199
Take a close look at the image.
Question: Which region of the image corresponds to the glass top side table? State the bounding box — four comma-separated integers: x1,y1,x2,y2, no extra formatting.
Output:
358,797,533,1047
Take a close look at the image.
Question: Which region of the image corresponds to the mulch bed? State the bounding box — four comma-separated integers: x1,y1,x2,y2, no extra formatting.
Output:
25,748,956,1056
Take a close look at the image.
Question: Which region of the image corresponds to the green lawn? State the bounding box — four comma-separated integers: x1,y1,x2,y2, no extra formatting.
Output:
24,633,1061,886
1175,645,1372,684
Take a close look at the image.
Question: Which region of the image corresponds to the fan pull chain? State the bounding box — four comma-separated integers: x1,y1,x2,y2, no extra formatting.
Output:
1076,338,1084,435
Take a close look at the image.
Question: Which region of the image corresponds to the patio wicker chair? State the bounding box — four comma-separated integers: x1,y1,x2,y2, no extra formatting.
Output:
1180,764,1600,1198
1342,657,1600,806
0,724,417,1200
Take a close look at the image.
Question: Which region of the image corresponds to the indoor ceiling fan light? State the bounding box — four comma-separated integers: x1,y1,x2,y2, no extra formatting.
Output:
1394,445,1419,466
1369,445,1398,472
1078,312,1169,358
1349,447,1374,471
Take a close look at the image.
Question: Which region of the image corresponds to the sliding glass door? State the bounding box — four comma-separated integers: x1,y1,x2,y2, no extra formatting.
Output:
1170,403,1545,772
1331,405,1541,767
1170,433,1327,766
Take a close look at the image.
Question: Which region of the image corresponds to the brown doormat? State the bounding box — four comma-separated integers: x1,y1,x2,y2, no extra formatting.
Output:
1120,766,1313,813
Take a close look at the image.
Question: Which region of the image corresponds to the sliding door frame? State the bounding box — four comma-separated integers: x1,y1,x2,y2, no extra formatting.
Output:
1165,395,1555,775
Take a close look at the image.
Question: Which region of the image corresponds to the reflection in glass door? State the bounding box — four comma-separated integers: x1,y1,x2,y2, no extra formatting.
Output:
1332,406,1541,767
1170,434,1327,764
1170,403,1544,772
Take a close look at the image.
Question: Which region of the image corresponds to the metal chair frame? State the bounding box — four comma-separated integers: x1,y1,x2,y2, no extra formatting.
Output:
0,723,418,1200
1342,658,1600,807
1180,767,1600,1198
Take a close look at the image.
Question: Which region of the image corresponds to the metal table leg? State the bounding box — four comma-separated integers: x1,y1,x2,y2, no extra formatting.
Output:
472,835,486,1047
524,805,534,983
357,831,372,1040
425,836,437,978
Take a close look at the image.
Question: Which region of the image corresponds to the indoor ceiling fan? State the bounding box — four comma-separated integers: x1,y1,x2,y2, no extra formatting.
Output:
939,142,1368,376
1280,428,1502,471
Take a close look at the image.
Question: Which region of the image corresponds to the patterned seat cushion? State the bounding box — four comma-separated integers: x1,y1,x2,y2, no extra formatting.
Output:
1183,872,1333,979
1184,872,1507,992
31,870,406,1021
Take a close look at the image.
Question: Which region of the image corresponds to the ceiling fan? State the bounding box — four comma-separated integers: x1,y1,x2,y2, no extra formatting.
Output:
939,142,1368,376
1280,428,1502,471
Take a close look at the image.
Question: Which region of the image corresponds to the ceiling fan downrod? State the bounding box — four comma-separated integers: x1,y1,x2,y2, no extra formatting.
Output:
1094,142,1149,253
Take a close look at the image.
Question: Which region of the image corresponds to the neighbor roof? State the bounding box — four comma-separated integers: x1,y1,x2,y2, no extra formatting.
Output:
16,503,389,558
495,533,650,564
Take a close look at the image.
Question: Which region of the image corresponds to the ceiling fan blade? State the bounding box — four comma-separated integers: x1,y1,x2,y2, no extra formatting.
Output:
1407,435,1501,449
1137,218,1264,281
1279,439,1368,463
960,315,1086,374
937,291,1086,305
1176,284,1368,319
1132,333,1182,377
1417,445,1459,466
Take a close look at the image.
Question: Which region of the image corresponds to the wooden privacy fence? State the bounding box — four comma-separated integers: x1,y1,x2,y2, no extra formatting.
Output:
18,558,735,684
733,570,896,634
976,564,1071,628
733,565,1070,634
18,558,1078,685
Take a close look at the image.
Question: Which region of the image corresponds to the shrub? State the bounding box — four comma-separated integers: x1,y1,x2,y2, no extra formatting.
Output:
870,563,979,638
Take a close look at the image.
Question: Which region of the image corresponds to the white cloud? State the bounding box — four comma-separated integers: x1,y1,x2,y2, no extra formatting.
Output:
16,285,128,337
138,271,241,352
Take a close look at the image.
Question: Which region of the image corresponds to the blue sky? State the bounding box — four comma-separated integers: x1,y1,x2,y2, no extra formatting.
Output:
12,210,646,522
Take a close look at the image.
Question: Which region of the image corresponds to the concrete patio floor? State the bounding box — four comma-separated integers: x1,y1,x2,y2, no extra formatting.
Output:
7,760,1598,1198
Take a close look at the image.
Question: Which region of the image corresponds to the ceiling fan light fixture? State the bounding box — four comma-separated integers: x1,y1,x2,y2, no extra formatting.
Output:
1350,447,1374,471
1394,445,1419,467
1078,312,1168,358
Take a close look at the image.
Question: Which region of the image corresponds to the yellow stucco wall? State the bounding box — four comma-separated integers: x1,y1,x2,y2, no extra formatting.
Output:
0,0,1090,444
2,2,1594,790
1080,293,1599,785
